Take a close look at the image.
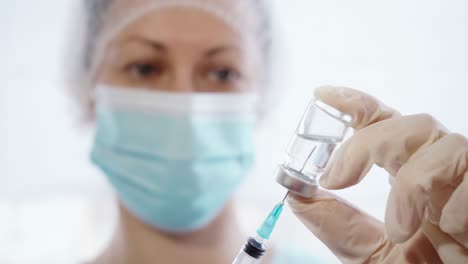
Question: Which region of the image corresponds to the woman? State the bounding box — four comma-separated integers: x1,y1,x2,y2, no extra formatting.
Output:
67,0,468,263
68,0,319,263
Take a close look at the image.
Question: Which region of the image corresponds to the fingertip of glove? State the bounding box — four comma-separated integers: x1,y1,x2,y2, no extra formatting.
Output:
314,86,354,103
286,189,329,213
439,214,466,235
318,164,350,190
318,176,335,189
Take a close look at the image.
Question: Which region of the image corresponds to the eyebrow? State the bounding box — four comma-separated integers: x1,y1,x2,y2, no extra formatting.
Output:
121,36,238,56
122,36,167,52
204,45,238,58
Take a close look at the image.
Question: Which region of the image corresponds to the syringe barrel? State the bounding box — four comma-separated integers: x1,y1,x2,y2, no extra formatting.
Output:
232,250,261,264
276,99,352,197
232,237,266,264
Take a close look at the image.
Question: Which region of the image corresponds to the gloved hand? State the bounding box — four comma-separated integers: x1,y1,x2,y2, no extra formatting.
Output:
288,86,468,263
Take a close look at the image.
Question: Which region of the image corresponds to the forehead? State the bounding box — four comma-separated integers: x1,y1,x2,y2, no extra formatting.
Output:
100,0,260,39
114,7,242,48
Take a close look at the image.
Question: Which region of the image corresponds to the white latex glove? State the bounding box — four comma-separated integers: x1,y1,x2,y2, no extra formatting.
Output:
288,86,468,264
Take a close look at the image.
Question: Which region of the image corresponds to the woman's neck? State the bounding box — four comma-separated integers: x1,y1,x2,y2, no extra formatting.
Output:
93,200,247,264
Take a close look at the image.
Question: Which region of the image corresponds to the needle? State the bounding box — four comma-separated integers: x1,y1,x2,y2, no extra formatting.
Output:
280,191,289,205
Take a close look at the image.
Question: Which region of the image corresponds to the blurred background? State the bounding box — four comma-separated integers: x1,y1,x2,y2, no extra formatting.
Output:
1,0,467,263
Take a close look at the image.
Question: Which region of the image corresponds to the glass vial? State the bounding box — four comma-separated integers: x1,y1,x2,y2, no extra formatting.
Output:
275,99,352,197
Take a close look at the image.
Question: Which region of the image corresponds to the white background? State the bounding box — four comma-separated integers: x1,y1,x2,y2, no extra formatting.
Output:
1,0,467,263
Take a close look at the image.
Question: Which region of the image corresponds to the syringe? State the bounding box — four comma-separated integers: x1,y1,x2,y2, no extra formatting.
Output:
232,192,289,264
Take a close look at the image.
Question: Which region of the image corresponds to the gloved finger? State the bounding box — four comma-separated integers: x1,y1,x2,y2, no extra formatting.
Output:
441,171,468,247
320,114,447,189
425,184,456,226
288,188,391,264
314,86,400,130
385,133,468,243
423,220,468,263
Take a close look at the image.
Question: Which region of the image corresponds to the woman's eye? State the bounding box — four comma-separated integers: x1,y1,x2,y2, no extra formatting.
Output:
127,63,161,78
209,68,240,83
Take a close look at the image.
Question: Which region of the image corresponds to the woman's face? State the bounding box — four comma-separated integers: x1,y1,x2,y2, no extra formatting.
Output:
96,7,259,93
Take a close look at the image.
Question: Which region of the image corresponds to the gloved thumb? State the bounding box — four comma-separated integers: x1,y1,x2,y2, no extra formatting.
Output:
288,188,389,264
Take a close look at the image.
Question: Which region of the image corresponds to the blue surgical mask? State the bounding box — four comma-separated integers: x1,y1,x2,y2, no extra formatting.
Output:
91,85,257,232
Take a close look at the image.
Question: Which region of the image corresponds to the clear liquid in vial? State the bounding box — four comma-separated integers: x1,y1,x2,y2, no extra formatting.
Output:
284,134,340,181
